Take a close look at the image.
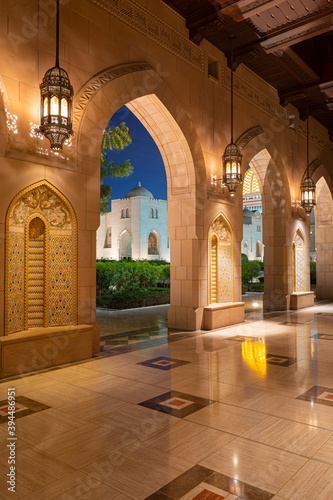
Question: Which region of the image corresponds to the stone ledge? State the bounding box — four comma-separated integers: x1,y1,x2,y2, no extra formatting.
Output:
204,302,245,330
290,291,314,310
0,325,93,345
0,325,93,378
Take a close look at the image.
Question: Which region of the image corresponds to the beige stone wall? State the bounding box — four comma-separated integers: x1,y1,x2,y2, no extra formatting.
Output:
0,0,332,337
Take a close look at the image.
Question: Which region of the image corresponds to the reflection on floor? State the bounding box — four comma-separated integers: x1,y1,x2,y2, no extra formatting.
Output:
1,299,333,499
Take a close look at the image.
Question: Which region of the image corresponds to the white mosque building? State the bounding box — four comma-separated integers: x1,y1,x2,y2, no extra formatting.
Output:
97,182,170,261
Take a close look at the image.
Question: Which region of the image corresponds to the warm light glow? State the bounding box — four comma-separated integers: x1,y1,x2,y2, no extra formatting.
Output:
61,98,68,118
226,162,231,174
252,302,259,308
242,338,266,376
43,97,48,117
232,161,237,173
50,95,59,115
304,190,308,201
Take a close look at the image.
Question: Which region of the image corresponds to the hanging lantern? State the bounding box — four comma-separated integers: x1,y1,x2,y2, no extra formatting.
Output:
301,176,316,216
39,0,73,150
223,142,242,197
40,66,73,150
222,34,242,196
300,109,316,216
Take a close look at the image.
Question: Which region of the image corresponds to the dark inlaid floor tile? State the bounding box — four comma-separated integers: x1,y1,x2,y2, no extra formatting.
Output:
137,356,190,371
0,396,50,423
279,321,305,326
265,354,296,367
139,391,214,418
297,385,333,407
147,466,274,500
311,333,333,341
206,471,273,499
224,335,252,342
160,465,213,499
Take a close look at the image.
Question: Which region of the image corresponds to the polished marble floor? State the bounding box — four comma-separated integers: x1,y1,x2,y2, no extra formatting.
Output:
1,298,333,499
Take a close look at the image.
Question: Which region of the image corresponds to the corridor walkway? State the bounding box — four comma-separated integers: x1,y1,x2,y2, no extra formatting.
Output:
0,299,333,499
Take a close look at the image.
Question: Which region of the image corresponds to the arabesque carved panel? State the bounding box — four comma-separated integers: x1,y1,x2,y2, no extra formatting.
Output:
208,214,233,304
5,182,77,334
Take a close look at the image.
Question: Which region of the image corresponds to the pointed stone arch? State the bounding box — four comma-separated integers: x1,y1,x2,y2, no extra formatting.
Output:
73,63,205,198
241,143,292,310
315,176,333,299
5,180,78,334
74,63,206,330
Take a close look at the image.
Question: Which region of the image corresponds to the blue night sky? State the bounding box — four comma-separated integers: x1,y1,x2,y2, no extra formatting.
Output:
102,105,167,208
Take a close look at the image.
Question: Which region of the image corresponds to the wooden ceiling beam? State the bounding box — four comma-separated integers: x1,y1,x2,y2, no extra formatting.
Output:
217,0,279,22
280,80,333,105
261,11,333,53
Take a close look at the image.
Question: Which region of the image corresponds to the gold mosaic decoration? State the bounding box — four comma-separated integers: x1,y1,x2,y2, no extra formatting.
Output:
25,216,47,329
208,214,234,304
292,229,305,293
5,181,77,334
243,167,260,196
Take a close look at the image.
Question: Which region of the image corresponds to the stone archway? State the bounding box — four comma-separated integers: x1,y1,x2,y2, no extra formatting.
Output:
74,64,206,330
241,146,292,310
314,176,333,299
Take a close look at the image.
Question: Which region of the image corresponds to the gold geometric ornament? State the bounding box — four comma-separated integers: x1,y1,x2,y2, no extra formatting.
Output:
5,180,77,334
208,213,234,304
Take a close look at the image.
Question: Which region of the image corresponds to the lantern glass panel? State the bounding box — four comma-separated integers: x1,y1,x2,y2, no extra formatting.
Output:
50,95,59,115
43,97,48,117
61,97,68,118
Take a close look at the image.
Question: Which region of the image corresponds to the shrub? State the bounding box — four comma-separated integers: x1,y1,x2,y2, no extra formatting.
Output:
241,253,248,263
310,261,316,285
97,288,170,309
247,282,265,292
96,259,170,296
242,261,261,284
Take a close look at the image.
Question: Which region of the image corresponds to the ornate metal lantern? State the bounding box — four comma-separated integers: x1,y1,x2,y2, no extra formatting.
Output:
301,175,316,216
223,142,242,197
223,35,242,196
300,110,316,215
39,0,73,150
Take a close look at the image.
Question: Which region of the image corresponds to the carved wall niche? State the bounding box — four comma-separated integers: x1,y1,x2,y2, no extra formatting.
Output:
5,181,77,334
292,228,305,293
208,214,234,304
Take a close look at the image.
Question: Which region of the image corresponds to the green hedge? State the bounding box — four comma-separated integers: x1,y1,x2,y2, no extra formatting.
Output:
310,261,316,285
96,260,168,296
97,288,170,309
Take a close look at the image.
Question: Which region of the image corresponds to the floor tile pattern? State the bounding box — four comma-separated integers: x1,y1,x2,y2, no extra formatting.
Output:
0,396,50,424
146,465,273,500
139,391,214,418
297,385,333,407
265,354,296,367
137,357,190,370
1,299,333,499
311,333,333,340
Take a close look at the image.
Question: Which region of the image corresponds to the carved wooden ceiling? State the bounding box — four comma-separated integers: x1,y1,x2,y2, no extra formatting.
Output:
162,0,333,139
